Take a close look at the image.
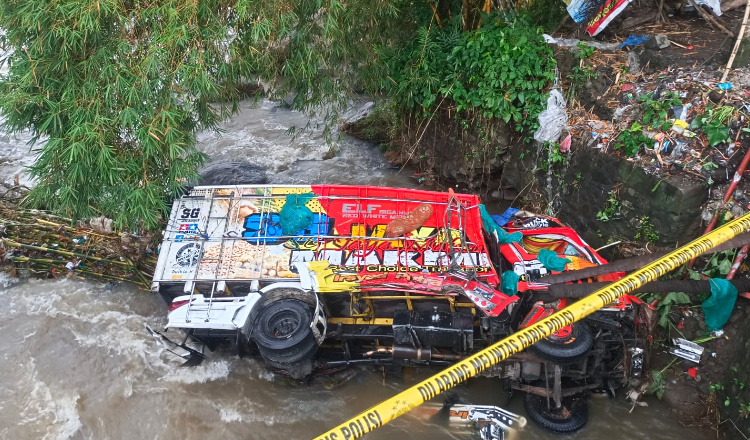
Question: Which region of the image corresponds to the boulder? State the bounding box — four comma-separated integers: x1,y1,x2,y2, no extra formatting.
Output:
645,34,671,50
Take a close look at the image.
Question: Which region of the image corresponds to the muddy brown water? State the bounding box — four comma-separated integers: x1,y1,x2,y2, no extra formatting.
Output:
0,99,710,439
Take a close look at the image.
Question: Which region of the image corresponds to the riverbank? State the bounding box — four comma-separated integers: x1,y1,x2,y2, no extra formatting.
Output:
342,10,750,438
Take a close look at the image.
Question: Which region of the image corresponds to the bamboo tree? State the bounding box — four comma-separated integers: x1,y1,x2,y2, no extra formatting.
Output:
0,0,412,231
0,1,555,233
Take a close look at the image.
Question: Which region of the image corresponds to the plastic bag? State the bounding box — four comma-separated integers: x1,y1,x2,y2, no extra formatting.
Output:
501,271,520,296
702,278,738,331
534,90,568,144
479,204,522,244
538,248,571,272
279,193,314,235
490,207,519,227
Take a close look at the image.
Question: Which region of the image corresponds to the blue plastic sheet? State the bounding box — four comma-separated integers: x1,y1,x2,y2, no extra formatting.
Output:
620,35,648,48
491,207,519,227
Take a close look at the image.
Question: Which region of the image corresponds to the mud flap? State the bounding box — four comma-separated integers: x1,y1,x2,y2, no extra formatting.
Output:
146,324,205,367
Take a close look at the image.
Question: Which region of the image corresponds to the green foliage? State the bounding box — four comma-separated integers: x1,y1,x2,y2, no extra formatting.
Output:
615,121,648,157
656,292,691,328
385,13,556,135
344,104,399,145
548,142,567,165
539,141,567,171
639,291,692,328
703,161,720,172
0,0,411,230
575,42,595,59
703,250,735,278
449,17,556,131
527,0,567,32
566,43,596,100
596,191,621,222
639,92,680,130
634,216,659,243
0,1,256,229
710,367,750,419
0,1,555,229
567,65,597,95
646,369,666,399
691,106,733,146
704,121,731,146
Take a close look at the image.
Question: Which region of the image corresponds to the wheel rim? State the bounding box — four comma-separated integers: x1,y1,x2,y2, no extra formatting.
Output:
546,324,578,344
267,310,302,339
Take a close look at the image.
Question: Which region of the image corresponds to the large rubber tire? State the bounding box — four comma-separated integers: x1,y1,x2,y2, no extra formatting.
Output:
253,299,319,378
524,392,588,433
529,322,593,362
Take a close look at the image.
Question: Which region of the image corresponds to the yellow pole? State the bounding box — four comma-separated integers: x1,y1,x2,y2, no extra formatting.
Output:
312,213,750,440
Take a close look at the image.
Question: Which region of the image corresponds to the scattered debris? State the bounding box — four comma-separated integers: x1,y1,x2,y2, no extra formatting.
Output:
645,34,671,50
669,338,705,363
0,197,155,289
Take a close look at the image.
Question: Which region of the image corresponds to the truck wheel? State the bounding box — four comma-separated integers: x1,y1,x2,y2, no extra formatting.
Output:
253,299,319,378
524,392,588,433
529,322,593,362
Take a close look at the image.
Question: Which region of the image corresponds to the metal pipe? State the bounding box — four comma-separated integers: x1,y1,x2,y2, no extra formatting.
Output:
541,232,750,284
689,146,750,268
727,245,749,280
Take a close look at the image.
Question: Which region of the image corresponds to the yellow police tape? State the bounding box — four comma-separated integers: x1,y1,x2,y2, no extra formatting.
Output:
312,213,750,440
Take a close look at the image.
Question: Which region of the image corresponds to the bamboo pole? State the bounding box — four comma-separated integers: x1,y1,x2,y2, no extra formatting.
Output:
722,0,750,82
688,0,735,37
1,239,130,266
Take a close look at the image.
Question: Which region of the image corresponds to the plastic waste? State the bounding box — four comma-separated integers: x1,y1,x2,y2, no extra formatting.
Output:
696,0,722,16
671,119,688,134
490,208,519,227
479,205,522,244
670,140,688,158
501,271,520,296
279,193,314,235
565,0,594,23
534,89,568,144
620,35,648,48
559,134,572,152
614,105,632,122
542,34,621,51
587,0,635,36
537,248,571,272
718,82,732,91
702,278,738,331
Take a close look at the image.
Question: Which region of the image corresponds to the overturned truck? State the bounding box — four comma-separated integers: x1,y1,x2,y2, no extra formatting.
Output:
150,185,649,433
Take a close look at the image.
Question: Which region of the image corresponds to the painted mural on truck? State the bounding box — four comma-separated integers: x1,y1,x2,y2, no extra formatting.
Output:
155,185,500,290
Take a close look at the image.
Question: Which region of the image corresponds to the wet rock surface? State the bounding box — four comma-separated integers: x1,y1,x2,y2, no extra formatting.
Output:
198,161,269,185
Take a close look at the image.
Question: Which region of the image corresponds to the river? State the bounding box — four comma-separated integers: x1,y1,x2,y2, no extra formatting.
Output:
0,98,709,440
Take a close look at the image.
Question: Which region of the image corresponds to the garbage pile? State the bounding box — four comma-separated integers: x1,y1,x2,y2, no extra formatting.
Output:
0,187,155,289
569,66,747,181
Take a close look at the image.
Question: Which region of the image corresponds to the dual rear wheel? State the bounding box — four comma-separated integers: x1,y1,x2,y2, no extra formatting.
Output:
252,299,319,379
